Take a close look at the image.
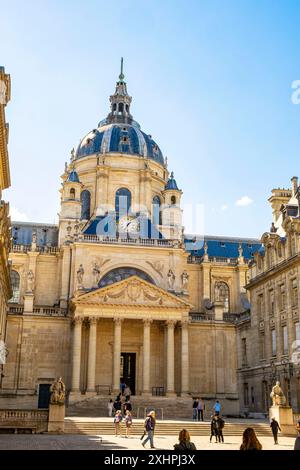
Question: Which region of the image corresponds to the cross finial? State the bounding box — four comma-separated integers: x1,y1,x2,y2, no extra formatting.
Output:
119,57,125,82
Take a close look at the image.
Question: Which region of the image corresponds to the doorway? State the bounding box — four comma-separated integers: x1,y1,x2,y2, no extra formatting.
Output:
120,353,136,395
38,383,51,409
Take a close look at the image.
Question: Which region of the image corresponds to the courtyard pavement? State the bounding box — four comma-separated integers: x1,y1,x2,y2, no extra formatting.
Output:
0,433,296,450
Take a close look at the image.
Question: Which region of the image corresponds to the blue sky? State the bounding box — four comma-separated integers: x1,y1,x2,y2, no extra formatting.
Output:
1,0,300,238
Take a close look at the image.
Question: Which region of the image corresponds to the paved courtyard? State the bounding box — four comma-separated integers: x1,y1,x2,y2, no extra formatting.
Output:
0,434,295,450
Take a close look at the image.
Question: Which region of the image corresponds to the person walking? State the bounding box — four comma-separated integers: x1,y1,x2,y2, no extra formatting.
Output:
209,415,218,443
197,398,204,421
114,410,123,437
124,410,132,438
213,399,221,416
174,429,197,451
192,398,198,421
107,399,114,417
240,427,262,450
142,410,156,449
270,417,281,445
294,420,300,450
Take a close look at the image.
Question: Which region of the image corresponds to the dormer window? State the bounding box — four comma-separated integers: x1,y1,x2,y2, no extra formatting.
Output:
122,136,128,143
220,242,226,248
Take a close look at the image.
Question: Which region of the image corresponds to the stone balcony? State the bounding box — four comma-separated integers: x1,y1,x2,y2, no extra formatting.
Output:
8,304,67,317
79,234,176,248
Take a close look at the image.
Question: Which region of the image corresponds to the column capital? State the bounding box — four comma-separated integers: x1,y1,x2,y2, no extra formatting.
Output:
89,317,98,325
73,316,84,326
165,319,176,328
180,318,191,328
113,317,123,326
143,318,153,326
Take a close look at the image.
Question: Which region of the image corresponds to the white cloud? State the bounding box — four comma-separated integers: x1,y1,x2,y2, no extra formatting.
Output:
235,196,253,207
221,204,228,211
10,206,29,222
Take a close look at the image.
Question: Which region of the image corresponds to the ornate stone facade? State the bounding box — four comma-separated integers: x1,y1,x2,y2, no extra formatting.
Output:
0,66,11,384
237,177,300,416
1,65,261,415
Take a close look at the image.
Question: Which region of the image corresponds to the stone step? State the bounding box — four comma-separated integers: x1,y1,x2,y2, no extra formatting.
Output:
64,419,272,436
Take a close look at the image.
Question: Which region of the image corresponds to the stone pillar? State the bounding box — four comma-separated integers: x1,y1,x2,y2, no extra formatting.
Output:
71,316,83,392
181,319,190,396
142,318,152,396
87,317,97,392
214,300,224,321
166,320,176,396
113,318,122,395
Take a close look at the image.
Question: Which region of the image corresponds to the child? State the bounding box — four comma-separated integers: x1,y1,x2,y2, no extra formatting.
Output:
114,410,122,437
124,410,132,438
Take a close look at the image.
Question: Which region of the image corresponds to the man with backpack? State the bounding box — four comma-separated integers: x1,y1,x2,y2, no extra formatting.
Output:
141,410,156,449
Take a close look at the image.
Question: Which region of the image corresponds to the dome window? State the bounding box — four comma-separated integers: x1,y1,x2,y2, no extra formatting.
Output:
113,103,117,111
126,104,129,112
118,103,124,113
122,136,128,143
171,195,176,205
122,127,127,131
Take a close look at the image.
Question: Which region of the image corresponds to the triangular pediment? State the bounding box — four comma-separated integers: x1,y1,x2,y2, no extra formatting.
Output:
72,275,192,309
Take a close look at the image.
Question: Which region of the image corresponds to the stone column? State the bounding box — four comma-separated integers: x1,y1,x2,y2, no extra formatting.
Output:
87,317,97,392
113,318,122,395
71,316,83,392
142,318,152,396
181,319,190,396
166,320,176,396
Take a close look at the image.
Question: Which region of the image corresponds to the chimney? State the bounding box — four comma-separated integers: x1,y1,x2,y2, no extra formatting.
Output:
291,176,298,197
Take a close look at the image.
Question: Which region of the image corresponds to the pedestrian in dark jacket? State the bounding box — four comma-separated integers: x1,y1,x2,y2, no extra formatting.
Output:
209,415,218,443
216,416,225,443
270,417,281,445
294,420,300,450
174,429,197,451
141,410,156,449
192,399,198,421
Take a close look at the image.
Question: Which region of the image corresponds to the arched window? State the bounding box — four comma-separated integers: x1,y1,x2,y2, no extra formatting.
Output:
215,281,230,313
171,195,176,205
99,267,154,288
115,188,131,218
118,103,124,113
70,188,75,199
10,270,20,303
81,190,91,220
113,103,117,111
152,196,162,225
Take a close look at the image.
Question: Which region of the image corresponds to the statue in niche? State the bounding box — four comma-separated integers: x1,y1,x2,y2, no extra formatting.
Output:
92,262,101,287
77,264,84,289
181,270,189,291
26,270,35,293
167,269,175,290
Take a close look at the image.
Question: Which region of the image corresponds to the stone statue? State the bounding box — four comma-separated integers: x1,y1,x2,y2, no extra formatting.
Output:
167,269,175,290
92,262,101,288
238,243,243,258
26,270,35,293
164,156,168,168
270,222,277,233
270,381,287,406
77,264,84,289
70,148,75,161
50,377,66,405
204,241,208,255
181,270,189,291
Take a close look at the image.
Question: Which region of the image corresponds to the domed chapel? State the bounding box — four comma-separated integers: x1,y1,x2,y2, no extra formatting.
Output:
4,61,261,414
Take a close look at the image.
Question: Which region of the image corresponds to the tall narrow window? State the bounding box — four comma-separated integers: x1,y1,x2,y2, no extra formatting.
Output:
282,326,288,355
10,270,20,303
243,383,249,406
296,322,300,341
115,188,131,218
271,329,277,356
70,188,75,199
152,196,162,226
280,285,286,311
260,333,265,359
269,289,275,315
257,294,264,318
242,338,247,366
292,279,298,307
81,190,91,220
